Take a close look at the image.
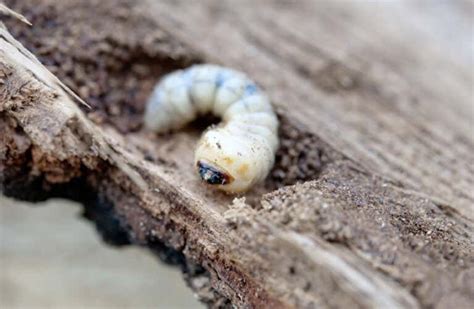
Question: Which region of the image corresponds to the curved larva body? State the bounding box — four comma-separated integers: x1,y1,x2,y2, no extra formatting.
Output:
144,64,279,193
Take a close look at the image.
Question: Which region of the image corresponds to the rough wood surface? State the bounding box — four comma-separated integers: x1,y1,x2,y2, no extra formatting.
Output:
1,1,473,308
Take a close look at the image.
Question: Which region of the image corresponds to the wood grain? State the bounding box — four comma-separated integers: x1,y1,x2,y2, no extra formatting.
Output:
1,1,473,308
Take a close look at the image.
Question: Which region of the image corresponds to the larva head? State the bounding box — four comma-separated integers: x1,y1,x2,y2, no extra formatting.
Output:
194,129,267,193
196,160,234,186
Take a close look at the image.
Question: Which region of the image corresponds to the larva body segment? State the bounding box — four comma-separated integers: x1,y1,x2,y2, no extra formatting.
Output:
144,64,279,193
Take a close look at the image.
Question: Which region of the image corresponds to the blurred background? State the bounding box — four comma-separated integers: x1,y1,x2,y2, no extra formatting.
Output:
0,196,203,308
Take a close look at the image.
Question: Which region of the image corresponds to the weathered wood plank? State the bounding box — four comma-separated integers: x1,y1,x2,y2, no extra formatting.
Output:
147,0,474,220
1,1,473,308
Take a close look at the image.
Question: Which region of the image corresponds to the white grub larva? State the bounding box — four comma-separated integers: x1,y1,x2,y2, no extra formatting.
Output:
144,64,279,193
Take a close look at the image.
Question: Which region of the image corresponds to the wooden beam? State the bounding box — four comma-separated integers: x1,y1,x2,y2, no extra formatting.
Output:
1,1,472,308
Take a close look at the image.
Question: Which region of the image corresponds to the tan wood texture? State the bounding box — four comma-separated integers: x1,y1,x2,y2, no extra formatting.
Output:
1,1,473,308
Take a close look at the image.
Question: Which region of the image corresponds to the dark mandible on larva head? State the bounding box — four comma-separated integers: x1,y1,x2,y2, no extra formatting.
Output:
144,64,279,193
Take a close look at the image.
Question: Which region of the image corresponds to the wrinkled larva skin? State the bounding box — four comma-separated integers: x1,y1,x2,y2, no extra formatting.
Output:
144,64,279,193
